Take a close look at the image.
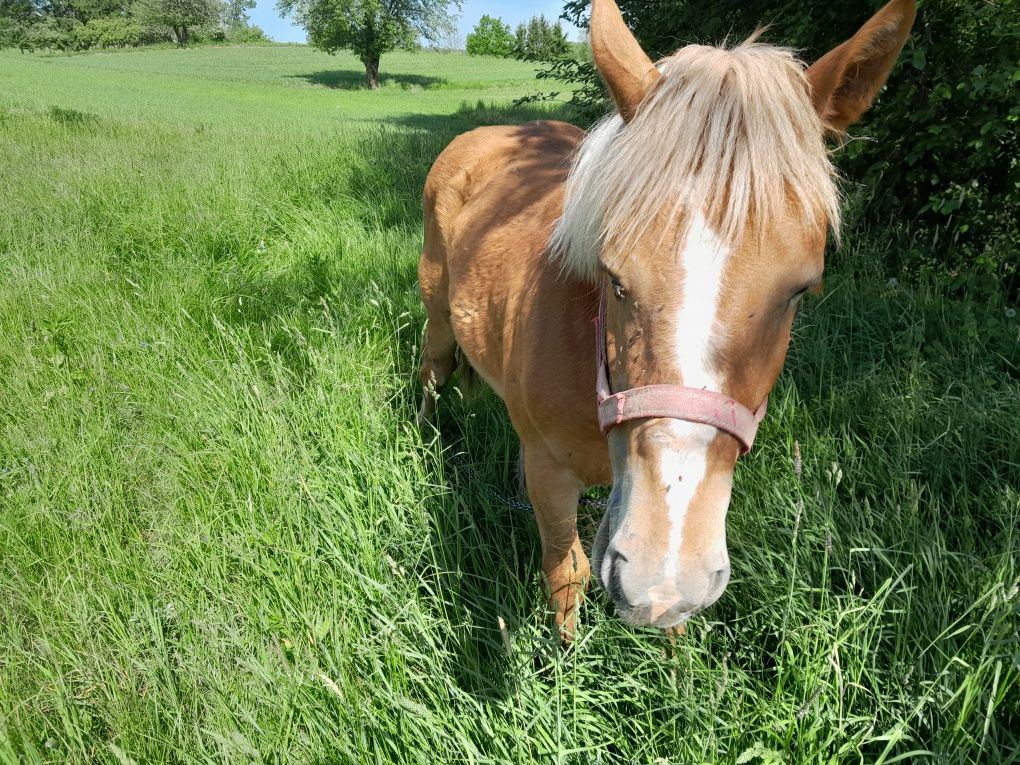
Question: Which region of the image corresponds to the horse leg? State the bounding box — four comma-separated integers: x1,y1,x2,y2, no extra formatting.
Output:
417,247,457,428
523,443,591,639
416,314,457,428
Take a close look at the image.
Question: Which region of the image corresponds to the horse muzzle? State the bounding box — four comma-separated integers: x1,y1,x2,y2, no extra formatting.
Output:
592,509,731,628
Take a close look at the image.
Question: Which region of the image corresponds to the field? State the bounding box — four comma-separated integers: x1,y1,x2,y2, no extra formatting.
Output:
1,44,1017,764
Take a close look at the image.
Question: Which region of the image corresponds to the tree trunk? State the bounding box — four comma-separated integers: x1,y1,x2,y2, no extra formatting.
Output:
364,56,380,89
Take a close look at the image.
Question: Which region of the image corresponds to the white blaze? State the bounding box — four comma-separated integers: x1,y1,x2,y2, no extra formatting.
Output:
659,215,732,588
673,213,730,392
606,214,734,610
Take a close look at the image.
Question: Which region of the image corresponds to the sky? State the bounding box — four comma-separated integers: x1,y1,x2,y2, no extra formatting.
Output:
249,0,581,45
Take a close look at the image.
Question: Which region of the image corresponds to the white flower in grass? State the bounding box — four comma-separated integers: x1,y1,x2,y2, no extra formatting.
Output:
825,462,844,486
886,277,899,288
1006,308,1016,319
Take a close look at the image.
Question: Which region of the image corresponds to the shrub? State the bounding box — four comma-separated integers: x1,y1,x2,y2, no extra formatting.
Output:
75,16,146,48
21,17,80,51
840,0,1019,289
224,23,268,43
0,17,29,49
189,23,226,42
466,14,514,57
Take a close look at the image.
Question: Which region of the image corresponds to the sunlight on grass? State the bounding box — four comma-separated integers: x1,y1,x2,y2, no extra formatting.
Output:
0,45,1017,764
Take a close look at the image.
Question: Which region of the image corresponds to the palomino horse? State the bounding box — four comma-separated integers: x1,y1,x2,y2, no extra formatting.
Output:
418,0,915,635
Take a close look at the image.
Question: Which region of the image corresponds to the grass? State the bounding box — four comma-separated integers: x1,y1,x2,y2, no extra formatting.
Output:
0,46,547,130
1,44,1018,764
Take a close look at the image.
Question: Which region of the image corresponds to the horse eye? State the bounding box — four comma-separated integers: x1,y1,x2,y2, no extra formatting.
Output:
612,280,627,301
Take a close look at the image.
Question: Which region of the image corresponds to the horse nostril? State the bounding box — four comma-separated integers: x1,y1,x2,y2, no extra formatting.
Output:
709,566,731,593
603,549,633,605
607,555,623,599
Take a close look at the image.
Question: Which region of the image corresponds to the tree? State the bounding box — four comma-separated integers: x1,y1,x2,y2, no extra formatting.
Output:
0,0,35,49
431,22,461,50
22,15,78,48
465,13,512,57
277,0,461,89
134,0,218,45
513,13,569,61
67,0,130,24
75,15,145,46
220,0,253,28
0,0,263,49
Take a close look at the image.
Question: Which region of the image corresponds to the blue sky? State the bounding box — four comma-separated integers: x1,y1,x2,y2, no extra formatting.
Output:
249,0,581,45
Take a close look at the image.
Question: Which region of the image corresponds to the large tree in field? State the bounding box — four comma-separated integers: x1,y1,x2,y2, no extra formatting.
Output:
465,13,512,57
278,0,460,89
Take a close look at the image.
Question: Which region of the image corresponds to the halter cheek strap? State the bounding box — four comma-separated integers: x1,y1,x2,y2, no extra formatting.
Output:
594,291,768,454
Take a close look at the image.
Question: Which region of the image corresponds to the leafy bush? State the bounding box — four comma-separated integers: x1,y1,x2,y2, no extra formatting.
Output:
840,0,1019,290
466,14,514,57
21,17,81,50
544,0,1019,292
0,0,33,49
224,22,268,43
0,16,29,49
74,16,146,48
189,23,227,42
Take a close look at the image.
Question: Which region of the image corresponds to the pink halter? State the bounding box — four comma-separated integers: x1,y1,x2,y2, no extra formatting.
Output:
595,291,767,454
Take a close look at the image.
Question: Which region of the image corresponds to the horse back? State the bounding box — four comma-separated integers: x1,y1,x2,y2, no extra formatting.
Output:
421,121,584,389
423,120,582,261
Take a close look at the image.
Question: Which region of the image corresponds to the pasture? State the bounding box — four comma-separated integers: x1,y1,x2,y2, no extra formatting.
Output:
1,44,1017,764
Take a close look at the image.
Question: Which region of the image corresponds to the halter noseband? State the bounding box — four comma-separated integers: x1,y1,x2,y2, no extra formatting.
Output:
595,291,767,454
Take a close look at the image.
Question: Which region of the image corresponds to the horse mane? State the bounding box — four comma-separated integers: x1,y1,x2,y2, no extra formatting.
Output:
550,39,842,281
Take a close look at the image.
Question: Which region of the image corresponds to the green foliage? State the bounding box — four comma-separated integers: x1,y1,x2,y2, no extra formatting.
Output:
0,16,30,48
0,0,266,50
548,0,1019,292
277,0,460,87
512,13,569,61
21,15,81,49
74,15,146,47
219,0,252,26
133,0,219,45
67,0,129,24
840,0,1019,290
0,0,39,50
465,13,513,57
0,0,37,26
224,20,266,41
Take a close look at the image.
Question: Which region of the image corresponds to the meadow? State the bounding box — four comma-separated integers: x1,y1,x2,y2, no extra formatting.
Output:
0,44,1017,764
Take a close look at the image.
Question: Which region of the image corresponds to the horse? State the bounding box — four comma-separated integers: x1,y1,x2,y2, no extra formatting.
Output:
417,0,916,637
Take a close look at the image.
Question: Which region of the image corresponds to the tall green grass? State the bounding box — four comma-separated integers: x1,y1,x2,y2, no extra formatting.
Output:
0,46,1017,764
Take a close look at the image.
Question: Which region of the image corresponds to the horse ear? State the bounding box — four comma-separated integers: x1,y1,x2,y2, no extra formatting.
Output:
591,0,661,122
806,0,916,135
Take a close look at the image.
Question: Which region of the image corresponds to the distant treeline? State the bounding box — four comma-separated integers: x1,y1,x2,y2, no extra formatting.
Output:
0,0,268,51
466,14,577,61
